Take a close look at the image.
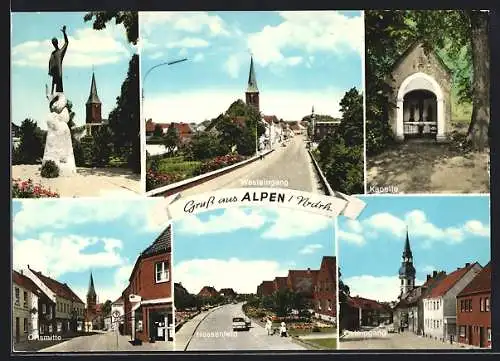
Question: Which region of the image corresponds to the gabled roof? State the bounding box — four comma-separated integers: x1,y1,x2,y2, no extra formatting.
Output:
425,263,478,298
141,225,172,258
198,286,219,296
13,270,48,298
29,267,84,304
391,41,452,76
112,296,123,305
458,262,491,297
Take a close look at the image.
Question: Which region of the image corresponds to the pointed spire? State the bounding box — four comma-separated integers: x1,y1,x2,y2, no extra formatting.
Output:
246,55,259,93
86,71,101,105
87,271,97,298
403,226,412,258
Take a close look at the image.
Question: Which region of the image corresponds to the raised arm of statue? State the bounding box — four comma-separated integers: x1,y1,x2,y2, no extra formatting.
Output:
61,25,68,59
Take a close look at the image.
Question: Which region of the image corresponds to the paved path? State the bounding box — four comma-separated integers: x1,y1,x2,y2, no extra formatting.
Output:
339,328,476,350
12,165,140,198
180,135,324,197
39,331,173,352
179,303,306,351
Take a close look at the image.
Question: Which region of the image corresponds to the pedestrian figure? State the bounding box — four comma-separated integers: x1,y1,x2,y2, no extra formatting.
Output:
280,322,287,337
265,318,272,335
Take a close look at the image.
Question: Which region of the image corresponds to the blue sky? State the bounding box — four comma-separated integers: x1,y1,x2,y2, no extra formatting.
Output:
173,207,335,294
139,11,363,123
338,195,490,302
12,198,170,304
11,12,136,130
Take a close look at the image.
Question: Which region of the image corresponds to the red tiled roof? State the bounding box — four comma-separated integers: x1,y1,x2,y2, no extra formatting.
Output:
425,263,477,298
262,115,278,124
30,268,84,304
198,286,219,297
458,262,491,297
13,270,44,296
348,296,386,310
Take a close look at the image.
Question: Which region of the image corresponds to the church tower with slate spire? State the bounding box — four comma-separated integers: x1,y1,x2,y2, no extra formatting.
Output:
399,227,416,299
245,56,260,112
86,272,97,315
86,71,102,125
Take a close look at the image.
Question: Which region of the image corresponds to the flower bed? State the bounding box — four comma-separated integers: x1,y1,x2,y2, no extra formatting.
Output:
12,179,59,198
196,154,246,175
146,169,185,190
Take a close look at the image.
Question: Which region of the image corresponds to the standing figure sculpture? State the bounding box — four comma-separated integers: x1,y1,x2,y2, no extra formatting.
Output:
48,25,69,95
42,25,76,176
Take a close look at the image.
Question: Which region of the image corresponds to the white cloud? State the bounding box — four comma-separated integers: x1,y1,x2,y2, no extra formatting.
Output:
344,275,425,303
175,258,288,294
247,11,363,67
13,233,125,279
175,208,267,235
12,25,131,68
338,230,365,246
342,209,490,248
13,199,168,235
261,208,333,240
144,88,345,123
140,12,230,38
299,244,323,254
224,53,246,79
193,53,205,62
284,56,303,66
166,37,209,49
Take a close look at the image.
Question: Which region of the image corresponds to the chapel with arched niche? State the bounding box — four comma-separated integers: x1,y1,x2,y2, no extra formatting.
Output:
387,42,452,142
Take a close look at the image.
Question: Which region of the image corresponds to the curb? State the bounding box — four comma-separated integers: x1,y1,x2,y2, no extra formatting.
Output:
307,149,333,195
147,149,275,197
182,305,223,351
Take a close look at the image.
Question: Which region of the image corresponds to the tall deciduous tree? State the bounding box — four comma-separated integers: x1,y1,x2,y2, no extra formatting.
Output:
163,123,180,156
16,119,45,164
84,12,140,172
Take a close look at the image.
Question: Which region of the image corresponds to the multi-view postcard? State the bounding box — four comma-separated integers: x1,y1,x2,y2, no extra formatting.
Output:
141,10,365,198
172,207,337,351
11,11,141,198
9,8,492,356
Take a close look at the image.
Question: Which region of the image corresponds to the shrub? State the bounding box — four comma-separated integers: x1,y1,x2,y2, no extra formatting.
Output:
312,326,321,332
366,117,394,156
146,169,184,191
197,154,246,174
40,160,60,178
12,179,59,198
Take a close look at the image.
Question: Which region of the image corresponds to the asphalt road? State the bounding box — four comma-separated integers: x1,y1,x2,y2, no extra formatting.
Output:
184,303,306,351
38,331,174,352
180,135,324,197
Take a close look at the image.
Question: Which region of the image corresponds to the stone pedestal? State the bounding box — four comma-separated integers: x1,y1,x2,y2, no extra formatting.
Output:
42,92,77,176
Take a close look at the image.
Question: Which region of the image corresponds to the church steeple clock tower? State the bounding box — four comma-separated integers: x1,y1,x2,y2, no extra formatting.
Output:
398,227,416,298
86,70,102,125
86,272,97,315
245,56,260,112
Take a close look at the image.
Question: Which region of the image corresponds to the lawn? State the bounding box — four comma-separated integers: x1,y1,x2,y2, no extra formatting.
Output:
288,326,336,336
305,338,338,349
149,156,202,177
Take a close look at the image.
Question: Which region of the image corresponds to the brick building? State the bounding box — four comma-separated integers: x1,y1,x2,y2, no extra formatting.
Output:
456,262,491,348
313,256,337,322
256,281,275,298
122,225,173,343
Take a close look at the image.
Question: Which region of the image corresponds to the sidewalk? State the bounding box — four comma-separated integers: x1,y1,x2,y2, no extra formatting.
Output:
175,307,221,351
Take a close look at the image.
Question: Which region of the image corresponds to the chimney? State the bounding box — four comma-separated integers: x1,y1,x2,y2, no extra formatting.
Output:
433,271,437,278
426,274,431,281
307,267,311,273
465,263,470,267
20,270,23,275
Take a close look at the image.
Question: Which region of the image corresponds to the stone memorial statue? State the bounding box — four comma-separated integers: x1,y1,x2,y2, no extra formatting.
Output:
42,25,76,176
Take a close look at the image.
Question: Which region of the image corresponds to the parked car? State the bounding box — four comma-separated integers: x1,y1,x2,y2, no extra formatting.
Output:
232,317,249,331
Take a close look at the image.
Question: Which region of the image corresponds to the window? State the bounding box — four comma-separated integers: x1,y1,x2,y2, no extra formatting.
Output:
486,297,490,312
15,288,20,305
480,298,484,312
488,328,491,342
23,291,28,308
469,299,473,312
48,324,53,333
155,262,169,283
42,303,46,314
57,322,62,332
23,318,28,333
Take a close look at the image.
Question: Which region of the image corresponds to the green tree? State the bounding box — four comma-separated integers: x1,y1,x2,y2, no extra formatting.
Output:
16,119,45,164
85,12,140,172
65,100,86,167
338,268,351,334
163,123,180,156
84,11,138,44
317,88,364,194
91,127,113,167
261,295,275,311
101,300,112,316
272,289,294,317
153,124,163,137
187,131,225,160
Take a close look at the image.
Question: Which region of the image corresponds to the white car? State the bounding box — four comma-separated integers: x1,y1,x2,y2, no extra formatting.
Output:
232,317,249,331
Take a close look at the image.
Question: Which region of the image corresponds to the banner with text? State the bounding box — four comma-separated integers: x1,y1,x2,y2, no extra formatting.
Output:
164,188,366,220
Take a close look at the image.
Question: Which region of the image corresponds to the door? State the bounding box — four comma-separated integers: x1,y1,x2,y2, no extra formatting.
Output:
479,327,484,348
15,317,20,343
468,325,472,345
